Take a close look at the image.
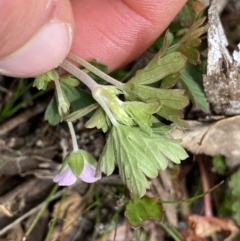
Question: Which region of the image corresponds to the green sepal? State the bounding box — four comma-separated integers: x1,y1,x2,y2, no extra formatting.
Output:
68,151,84,177
59,75,80,87
80,150,98,167
55,88,70,118
92,85,133,126
58,152,71,174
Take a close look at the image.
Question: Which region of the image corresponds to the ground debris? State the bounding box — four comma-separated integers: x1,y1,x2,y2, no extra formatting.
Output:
203,0,240,115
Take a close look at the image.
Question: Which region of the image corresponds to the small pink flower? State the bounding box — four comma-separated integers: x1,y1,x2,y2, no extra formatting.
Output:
53,161,101,186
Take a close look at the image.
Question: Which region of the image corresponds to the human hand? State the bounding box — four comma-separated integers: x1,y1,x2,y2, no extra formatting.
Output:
0,0,187,77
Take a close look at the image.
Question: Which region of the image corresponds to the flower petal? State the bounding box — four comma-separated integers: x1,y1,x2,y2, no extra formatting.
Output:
53,167,77,186
80,161,101,183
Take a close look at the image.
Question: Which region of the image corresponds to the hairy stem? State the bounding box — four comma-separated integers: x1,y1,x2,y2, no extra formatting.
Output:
60,60,99,91
61,60,118,126
67,121,79,151
68,52,124,89
92,91,118,126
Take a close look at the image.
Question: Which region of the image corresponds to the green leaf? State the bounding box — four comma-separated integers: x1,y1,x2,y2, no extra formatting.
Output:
158,30,174,58
124,101,161,135
125,196,163,228
231,171,240,197
124,83,188,126
160,73,180,89
61,83,94,111
44,84,94,126
157,106,187,127
152,125,174,136
80,150,98,167
128,52,186,85
231,171,240,224
177,17,207,65
64,103,98,122
212,155,226,175
232,201,240,225
99,125,188,197
180,63,208,110
85,107,111,133
177,0,198,27
125,84,188,110
44,96,61,126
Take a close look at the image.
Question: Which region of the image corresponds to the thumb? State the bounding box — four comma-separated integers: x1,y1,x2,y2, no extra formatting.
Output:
0,0,74,77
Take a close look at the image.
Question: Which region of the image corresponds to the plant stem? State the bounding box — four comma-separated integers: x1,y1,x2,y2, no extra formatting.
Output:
67,52,124,89
67,121,79,151
197,155,213,217
44,188,68,241
61,60,118,126
24,184,59,238
92,90,118,126
160,222,183,241
60,60,99,91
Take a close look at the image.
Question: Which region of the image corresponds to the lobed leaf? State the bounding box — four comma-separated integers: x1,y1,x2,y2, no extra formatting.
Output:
125,196,163,228
129,52,186,85
99,125,188,197
160,73,180,89
124,83,188,126
178,17,207,64
85,107,111,133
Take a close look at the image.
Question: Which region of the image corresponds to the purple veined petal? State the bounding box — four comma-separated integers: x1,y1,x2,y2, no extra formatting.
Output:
53,167,77,186
80,161,101,183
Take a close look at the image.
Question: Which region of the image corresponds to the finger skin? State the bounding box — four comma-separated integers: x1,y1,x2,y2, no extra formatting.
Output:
0,0,187,77
70,0,187,72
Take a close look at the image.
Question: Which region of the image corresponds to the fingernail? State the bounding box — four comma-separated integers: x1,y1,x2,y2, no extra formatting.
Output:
0,22,73,77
